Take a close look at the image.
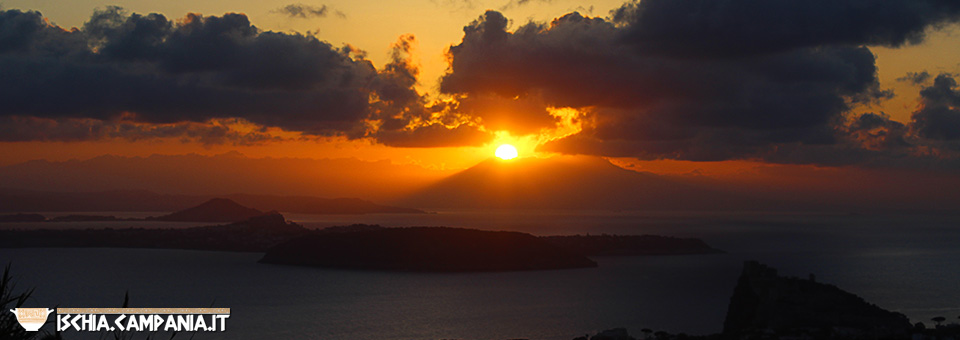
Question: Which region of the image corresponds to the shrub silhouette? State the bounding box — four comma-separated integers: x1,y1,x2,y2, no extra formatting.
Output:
1,263,57,340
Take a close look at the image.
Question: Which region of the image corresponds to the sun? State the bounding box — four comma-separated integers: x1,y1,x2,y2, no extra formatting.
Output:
495,144,519,160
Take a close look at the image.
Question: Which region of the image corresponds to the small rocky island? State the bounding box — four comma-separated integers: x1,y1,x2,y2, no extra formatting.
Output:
260,227,599,272
147,197,266,222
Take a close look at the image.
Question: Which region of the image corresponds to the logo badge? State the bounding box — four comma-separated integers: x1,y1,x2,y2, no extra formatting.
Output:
9,308,54,331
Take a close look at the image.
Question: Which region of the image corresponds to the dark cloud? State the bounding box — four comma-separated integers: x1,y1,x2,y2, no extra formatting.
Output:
444,11,888,161
499,0,552,11
0,7,372,133
0,116,279,145
376,123,492,147
898,71,933,85
451,93,557,134
912,74,960,141
6,1,960,158
431,0,479,13
846,113,912,151
273,4,345,19
363,34,493,146
613,0,960,58
440,3,960,166
0,7,484,147
369,34,425,122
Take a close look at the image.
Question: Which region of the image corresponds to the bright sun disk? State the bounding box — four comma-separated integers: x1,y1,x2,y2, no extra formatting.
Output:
495,144,519,160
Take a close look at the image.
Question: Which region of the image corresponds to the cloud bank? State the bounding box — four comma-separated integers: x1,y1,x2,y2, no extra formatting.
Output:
439,0,960,167
3,1,960,169
0,7,488,146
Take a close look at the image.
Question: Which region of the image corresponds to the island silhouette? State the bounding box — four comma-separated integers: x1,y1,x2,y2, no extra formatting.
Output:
0,209,720,271
0,189,425,216
260,227,600,272
147,198,265,222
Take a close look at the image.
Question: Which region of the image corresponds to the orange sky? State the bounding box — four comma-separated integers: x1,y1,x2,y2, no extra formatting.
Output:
1,0,959,206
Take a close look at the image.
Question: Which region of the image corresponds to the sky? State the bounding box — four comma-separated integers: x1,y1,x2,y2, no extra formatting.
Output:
1,0,960,208
0,0,636,169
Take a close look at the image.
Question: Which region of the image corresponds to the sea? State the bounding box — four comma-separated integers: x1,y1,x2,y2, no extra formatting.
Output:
2,210,959,339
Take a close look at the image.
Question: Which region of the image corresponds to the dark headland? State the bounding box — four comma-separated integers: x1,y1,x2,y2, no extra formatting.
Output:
723,261,913,339
572,261,931,340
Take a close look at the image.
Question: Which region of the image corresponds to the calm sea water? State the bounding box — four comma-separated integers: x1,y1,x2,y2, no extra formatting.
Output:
2,211,959,339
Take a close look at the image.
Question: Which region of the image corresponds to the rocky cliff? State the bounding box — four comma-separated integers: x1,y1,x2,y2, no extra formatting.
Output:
723,261,912,339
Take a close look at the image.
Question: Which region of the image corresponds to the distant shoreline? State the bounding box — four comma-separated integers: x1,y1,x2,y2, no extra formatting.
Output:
0,213,723,270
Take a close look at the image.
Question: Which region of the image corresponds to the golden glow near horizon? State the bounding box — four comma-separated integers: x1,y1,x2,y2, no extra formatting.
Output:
495,144,519,160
